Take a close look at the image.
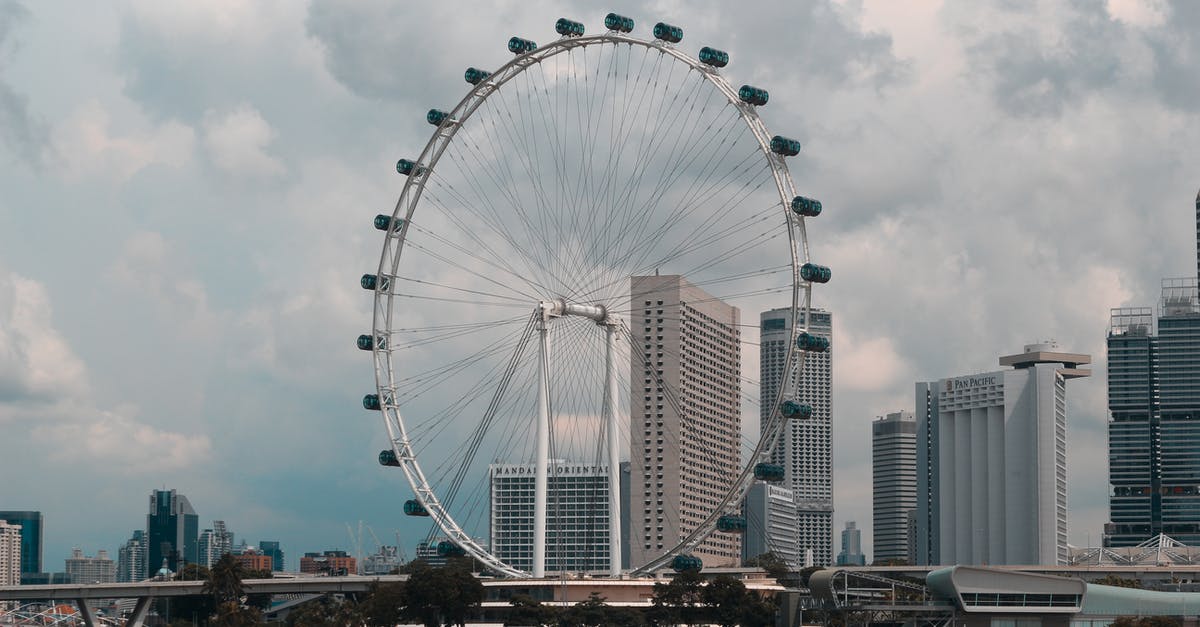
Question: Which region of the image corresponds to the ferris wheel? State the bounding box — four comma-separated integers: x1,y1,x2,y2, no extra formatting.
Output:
360,13,829,578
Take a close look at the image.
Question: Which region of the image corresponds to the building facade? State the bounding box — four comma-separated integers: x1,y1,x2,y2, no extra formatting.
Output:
490,462,612,573
916,344,1090,566
742,482,800,568
836,521,866,566
64,548,115,584
873,411,917,563
198,520,233,568
117,530,147,583
232,550,273,573
760,307,834,566
258,541,284,572
0,511,42,576
299,551,355,575
0,522,20,587
146,489,199,571
630,275,742,568
1106,279,1200,547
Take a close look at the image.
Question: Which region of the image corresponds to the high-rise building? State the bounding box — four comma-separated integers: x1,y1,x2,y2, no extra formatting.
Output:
117,530,147,583
363,546,401,575
1106,279,1200,546
760,307,834,566
259,541,284,572
915,343,1090,566
630,275,741,568
232,549,273,573
65,548,115,584
490,462,612,573
198,520,233,568
836,522,866,566
873,411,917,564
0,511,42,576
299,551,355,575
741,483,800,568
0,521,20,587
146,489,199,571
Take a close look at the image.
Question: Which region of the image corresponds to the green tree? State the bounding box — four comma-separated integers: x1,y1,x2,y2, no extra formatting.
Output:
400,561,484,627
648,570,705,626
559,592,645,627
744,552,790,582
1094,574,1144,589
505,594,559,626
205,554,247,605
287,595,360,627
702,576,748,627
359,581,406,627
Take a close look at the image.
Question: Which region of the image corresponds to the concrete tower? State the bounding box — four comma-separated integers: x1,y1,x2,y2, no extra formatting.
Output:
916,343,1090,566
872,411,917,563
761,307,834,566
630,275,741,568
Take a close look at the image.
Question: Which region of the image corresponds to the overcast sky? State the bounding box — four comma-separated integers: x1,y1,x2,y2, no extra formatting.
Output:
1,0,1199,570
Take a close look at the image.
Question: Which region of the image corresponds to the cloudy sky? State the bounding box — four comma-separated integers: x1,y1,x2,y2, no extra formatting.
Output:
1,0,1198,570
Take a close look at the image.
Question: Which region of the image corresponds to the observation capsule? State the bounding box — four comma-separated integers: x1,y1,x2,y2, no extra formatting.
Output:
781,400,813,419
754,462,785,482
357,334,374,351
653,22,683,43
426,109,451,126
363,394,381,410
604,13,635,33
361,274,377,290
555,18,585,37
379,449,400,467
738,85,769,106
698,47,729,68
796,332,829,353
396,159,424,176
716,515,747,533
437,541,467,558
671,554,703,572
464,67,492,85
374,214,405,232
404,499,430,517
801,263,832,284
771,135,802,157
508,36,538,54
791,196,823,217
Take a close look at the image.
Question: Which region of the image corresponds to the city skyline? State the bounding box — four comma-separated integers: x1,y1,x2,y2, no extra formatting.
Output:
2,1,1200,567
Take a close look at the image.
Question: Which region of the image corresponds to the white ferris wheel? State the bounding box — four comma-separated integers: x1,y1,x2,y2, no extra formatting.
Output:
360,12,830,579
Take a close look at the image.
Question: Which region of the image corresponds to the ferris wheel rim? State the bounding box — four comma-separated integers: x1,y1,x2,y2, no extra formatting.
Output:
369,29,814,578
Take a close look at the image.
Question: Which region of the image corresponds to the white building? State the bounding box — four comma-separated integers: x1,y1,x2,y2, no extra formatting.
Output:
490,462,612,573
761,307,834,566
915,343,1091,566
117,530,146,583
836,522,866,566
742,483,800,568
873,411,917,563
65,548,115,584
0,521,20,587
630,275,742,568
198,520,233,568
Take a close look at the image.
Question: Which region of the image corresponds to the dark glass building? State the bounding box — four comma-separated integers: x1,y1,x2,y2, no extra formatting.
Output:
258,541,284,572
0,511,43,576
1106,280,1200,547
146,490,199,571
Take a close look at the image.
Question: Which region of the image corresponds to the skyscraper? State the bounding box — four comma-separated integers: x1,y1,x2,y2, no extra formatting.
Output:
741,483,800,568
65,548,116,584
915,343,1090,566
117,530,147,583
630,275,741,568
198,520,233,568
259,541,284,572
146,489,199,571
836,521,866,566
873,411,917,563
760,307,834,566
1106,280,1200,546
0,522,20,587
0,511,42,576
490,462,612,573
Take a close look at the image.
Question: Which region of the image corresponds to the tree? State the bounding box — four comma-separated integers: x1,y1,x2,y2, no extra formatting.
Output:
287,595,360,627
744,552,790,582
359,581,406,627
400,561,484,627
505,594,559,626
649,570,705,626
559,592,645,627
205,554,246,606
1094,574,1144,589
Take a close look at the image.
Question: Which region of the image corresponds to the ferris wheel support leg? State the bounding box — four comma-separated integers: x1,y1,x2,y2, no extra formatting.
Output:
604,321,622,577
534,309,551,578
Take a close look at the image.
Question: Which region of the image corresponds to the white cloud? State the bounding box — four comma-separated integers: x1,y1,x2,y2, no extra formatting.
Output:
1107,0,1167,27
202,105,286,178
51,100,194,181
0,270,88,407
